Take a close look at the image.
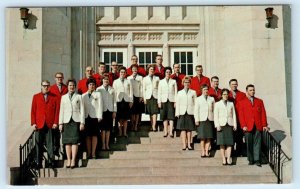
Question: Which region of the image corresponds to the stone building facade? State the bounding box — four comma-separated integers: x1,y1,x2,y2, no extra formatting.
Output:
6,5,292,183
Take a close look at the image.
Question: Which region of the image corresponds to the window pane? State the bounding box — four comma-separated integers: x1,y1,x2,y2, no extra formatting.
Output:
188,64,193,76
104,52,110,63
117,52,123,63
174,52,179,64
139,52,144,64
181,52,186,63
181,64,186,75
111,52,116,62
187,52,193,63
106,65,110,72
146,52,151,63
152,52,158,63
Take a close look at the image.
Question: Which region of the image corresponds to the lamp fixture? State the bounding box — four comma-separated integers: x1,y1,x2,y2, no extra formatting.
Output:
265,7,274,28
20,8,29,29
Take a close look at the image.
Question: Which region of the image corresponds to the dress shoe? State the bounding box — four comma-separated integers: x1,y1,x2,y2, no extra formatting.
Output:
163,133,168,137
255,161,262,167
187,147,193,150
248,161,254,165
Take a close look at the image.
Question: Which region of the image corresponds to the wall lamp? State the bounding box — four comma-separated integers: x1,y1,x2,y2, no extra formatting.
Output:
20,8,29,29
265,7,274,28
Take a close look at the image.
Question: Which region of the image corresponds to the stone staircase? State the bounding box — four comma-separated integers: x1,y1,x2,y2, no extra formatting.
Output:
37,124,277,185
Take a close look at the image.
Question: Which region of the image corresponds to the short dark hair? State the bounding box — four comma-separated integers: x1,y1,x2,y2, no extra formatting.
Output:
99,62,105,67
118,66,127,72
66,78,77,86
102,73,110,80
41,80,50,85
246,84,255,91
173,63,179,68
164,66,172,75
201,84,209,90
86,78,96,87
195,65,203,70
55,72,64,77
147,64,156,72
221,88,230,95
229,79,238,85
155,54,162,59
211,76,219,81
130,64,139,70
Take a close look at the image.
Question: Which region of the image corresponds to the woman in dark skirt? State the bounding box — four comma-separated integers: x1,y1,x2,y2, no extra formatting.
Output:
214,88,237,165
142,64,160,131
158,67,177,137
175,76,197,150
96,74,117,150
112,66,133,137
194,84,215,157
127,64,144,131
59,79,85,168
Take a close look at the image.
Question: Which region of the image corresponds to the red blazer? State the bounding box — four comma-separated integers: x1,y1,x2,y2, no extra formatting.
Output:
170,73,185,91
49,83,68,99
126,66,146,77
228,90,246,112
108,72,119,86
190,75,211,96
31,92,60,129
208,87,222,102
93,73,103,87
238,97,267,132
154,65,165,79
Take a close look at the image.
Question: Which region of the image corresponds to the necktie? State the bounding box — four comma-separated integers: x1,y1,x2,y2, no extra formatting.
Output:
58,84,61,92
224,100,227,106
44,94,48,101
88,93,91,98
232,91,236,99
69,93,74,100
105,86,108,91
150,76,153,81
250,97,254,105
133,75,136,80
215,88,218,95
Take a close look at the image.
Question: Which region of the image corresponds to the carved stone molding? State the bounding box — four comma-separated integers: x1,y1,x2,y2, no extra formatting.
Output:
133,33,147,41
149,33,162,41
184,33,198,40
168,33,182,40
100,33,112,41
113,33,127,41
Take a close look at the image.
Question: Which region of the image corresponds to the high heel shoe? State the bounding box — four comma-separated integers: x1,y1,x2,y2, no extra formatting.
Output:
227,157,232,165
163,133,168,137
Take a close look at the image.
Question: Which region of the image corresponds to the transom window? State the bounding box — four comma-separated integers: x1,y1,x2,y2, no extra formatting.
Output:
171,47,197,76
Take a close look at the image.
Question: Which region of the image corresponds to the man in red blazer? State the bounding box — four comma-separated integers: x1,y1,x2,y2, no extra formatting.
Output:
31,80,60,167
78,66,95,94
228,79,246,157
108,61,120,85
190,65,210,96
170,63,185,91
154,55,165,79
208,76,222,102
238,84,268,166
49,72,68,156
93,62,106,87
126,55,146,77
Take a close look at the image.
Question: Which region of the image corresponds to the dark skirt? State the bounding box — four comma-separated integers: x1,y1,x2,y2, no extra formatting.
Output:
145,96,159,115
176,113,195,131
197,119,214,139
217,124,234,146
62,119,80,144
160,100,175,121
100,110,113,131
131,96,144,114
117,99,130,120
85,116,99,137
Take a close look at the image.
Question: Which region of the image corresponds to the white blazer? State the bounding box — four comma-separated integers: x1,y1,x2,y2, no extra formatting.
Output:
194,95,215,122
59,93,85,124
143,75,160,100
214,100,237,129
157,78,177,103
96,85,117,112
82,91,103,119
175,89,197,116
112,78,133,103
127,74,143,98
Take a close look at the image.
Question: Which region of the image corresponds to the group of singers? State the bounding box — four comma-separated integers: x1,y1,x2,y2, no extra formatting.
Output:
30,54,268,169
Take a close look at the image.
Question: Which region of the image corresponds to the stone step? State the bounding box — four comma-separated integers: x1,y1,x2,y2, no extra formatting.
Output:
38,174,277,185
85,157,252,168
42,165,274,178
125,143,202,151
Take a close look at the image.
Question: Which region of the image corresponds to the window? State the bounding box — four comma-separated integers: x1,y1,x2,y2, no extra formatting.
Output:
100,48,127,72
135,47,163,70
171,47,197,76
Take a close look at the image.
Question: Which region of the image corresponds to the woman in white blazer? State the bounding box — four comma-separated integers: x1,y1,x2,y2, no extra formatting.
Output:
59,79,85,168
194,84,215,157
96,74,117,150
143,64,160,131
158,67,177,137
82,78,103,159
113,66,133,137
127,64,143,131
175,76,196,150
214,88,237,165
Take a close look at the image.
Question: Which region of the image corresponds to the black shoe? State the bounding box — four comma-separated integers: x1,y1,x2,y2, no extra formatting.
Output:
248,161,254,165
255,161,262,167
163,134,168,137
